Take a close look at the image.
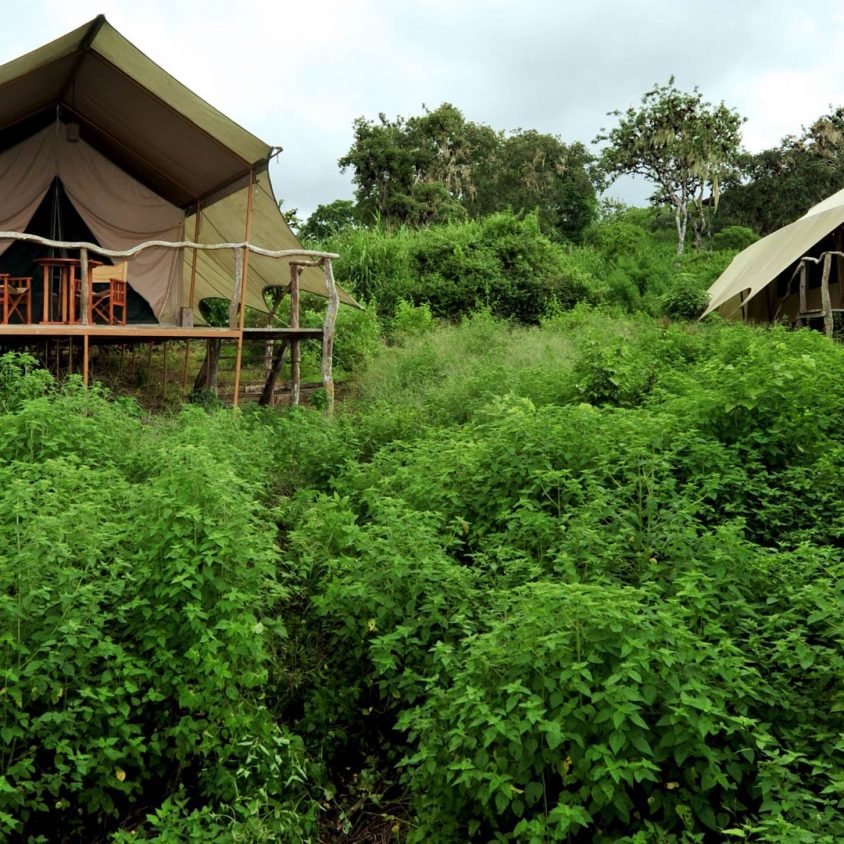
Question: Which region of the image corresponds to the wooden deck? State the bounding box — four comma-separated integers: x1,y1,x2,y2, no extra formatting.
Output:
0,324,322,341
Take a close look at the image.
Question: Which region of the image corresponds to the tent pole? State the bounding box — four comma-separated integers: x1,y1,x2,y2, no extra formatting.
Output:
187,201,201,315
231,169,254,407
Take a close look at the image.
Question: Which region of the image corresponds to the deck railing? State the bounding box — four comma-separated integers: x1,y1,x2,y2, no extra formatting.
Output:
0,231,342,412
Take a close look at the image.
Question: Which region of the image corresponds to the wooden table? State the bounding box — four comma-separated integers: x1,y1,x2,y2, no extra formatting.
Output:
34,257,103,324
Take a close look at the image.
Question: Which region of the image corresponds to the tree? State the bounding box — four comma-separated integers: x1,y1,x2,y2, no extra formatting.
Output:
597,78,745,254
467,131,597,242
718,107,844,235
338,103,597,240
338,103,479,227
298,199,358,242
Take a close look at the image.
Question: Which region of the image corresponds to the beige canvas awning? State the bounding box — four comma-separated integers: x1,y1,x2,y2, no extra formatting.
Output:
704,188,844,319
0,15,355,322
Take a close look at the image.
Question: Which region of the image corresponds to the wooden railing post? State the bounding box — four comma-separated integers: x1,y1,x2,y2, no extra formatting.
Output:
798,262,807,325
290,263,301,406
80,247,89,326
821,252,834,338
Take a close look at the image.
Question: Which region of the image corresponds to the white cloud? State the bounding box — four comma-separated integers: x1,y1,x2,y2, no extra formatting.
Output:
4,0,844,215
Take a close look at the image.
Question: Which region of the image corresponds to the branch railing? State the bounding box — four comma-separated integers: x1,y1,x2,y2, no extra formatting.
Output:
0,231,342,413
780,250,844,338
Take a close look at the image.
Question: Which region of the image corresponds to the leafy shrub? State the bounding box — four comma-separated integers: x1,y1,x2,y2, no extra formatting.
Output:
712,224,759,251
659,272,711,320
0,377,318,841
390,299,435,341
401,582,766,842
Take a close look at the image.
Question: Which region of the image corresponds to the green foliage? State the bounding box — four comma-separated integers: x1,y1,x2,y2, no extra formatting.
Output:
597,77,745,253
339,102,596,239
0,381,317,841
711,224,759,251
298,199,358,242
324,210,603,323
659,272,710,320
402,581,766,842
5,291,844,842
390,299,435,342
719,107,844,235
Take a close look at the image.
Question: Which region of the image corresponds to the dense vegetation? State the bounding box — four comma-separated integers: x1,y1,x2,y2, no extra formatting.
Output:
3,299,843,841
3,82,844,842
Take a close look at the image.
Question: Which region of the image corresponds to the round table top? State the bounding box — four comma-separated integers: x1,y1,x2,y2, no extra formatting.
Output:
34,256,104,268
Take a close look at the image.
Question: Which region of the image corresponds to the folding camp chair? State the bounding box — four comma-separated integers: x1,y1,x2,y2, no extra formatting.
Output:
89,261,128,325
1,274,32,323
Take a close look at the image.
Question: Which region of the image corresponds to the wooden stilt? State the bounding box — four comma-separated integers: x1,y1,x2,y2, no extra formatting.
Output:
182,340,191,393
321,258,340,417
259,340,288,406
232,170,255,407
82,334,89,387
162,342,168,397
68,338,74,375
289,263,302,406
147,341,153,384
130,345,136,383
193,338,221,393
821,252,834,338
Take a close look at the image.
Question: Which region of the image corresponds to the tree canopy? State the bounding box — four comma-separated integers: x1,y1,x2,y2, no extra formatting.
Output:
597,78,745,254
718,107,844,235
338,103,597,241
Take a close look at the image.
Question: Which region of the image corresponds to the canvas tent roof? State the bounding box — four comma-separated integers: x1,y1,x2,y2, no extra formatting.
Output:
704,187,844,319
0,15,354,323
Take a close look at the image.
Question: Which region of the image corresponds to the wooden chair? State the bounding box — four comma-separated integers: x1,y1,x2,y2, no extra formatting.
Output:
89,261,128,325
1,274,32,323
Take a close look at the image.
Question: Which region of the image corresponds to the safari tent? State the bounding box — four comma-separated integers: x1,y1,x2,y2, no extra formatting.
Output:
0,15,351,406
704,188,844,333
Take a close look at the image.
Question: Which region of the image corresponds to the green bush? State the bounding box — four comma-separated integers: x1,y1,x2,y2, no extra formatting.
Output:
0,380,317,841
401,582,766,842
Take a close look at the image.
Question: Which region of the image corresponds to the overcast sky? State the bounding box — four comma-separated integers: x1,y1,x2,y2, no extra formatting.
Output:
3,0,844,217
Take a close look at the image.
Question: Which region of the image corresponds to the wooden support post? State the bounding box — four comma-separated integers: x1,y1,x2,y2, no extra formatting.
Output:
147,341,153,381
290,263,301,406
193,337,222,393
82,333,89,387
259,340,288,406
232,170,255,407
80,247,90,326
821,252,834,338
321,257,340,417
162,341,168,397
182,340,191,393
68,337,73,375
799,263,807,324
